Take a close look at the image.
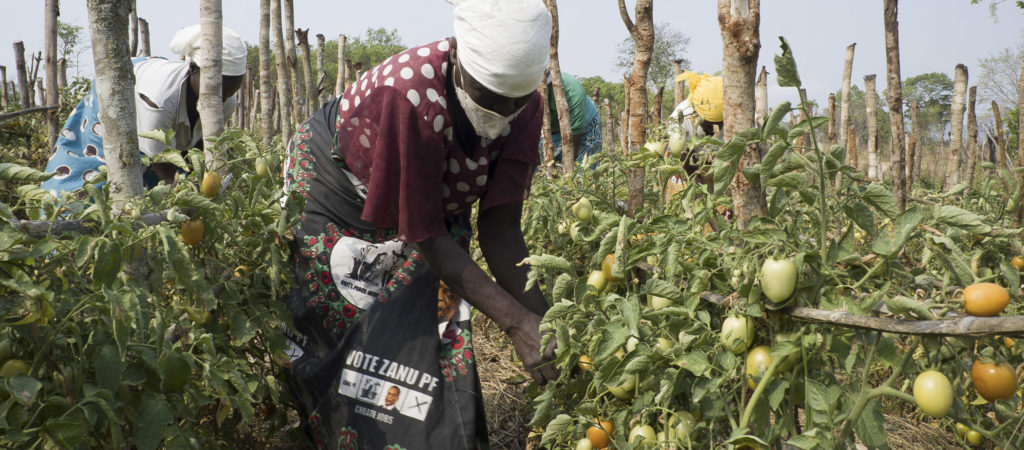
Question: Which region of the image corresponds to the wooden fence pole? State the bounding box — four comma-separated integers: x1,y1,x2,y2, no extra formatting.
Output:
316,33,326,104
198,0,225,172
57,59,67,90
259,0,274,149
865,74,879,180
283,0,303,122
129,1,138,56
966,86,979,188
335,34,346,97
839,43,856,154
45,0,60,150
673,59,684,107
992,101,1006,171
13,41,30,109
755,65,767,126
296,28,316,115
271,0,294,141
0,66,7,109
948,63,968,188
138,18,151,56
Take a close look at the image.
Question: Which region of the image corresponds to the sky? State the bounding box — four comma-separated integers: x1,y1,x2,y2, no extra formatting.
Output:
2,1,1023,113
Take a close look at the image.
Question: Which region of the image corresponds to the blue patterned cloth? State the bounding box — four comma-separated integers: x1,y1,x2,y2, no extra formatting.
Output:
41,57,163,197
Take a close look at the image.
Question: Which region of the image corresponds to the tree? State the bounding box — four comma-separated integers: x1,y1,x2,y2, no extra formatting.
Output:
618,0,654,216
615,22,690,91
977,43,1023,111
198,0,225,171
884,0,908,210
901,72,953,141
345,28,406,76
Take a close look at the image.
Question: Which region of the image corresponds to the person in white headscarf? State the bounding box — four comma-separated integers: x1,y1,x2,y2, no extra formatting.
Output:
280,0,557,447
42,25,247,197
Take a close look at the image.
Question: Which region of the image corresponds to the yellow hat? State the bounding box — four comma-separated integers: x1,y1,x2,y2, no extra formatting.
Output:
677,71,723,123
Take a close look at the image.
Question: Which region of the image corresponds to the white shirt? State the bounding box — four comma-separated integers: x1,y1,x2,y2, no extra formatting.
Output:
133,58,238,157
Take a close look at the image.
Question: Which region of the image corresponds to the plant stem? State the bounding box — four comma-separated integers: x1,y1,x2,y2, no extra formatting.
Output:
797,89,830,256
850,257,887,291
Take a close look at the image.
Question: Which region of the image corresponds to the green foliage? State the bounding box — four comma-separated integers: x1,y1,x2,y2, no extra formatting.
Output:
57,20,85,70
0,130,303,448
1005,106,1019,152
615,22,691,90
902,72,954,141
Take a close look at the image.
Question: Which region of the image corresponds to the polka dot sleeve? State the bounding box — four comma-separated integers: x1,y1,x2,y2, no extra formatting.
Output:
478,95,543,212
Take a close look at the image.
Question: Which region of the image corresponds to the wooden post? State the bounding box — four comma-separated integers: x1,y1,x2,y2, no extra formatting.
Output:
619,0,653,216
129,1,138,56
335,34,347,97
36,79,45,108
13,41,30,109
848,123,858,171
651,86,663,127
259,0,274,149
992,101,1006,170
296,28,317,116
948,63,968,188
883,0,908,211
755,65,767,126
966,86,979,188
538,83,555,166
545,0,576,172
908,101,919,183
45,0,60,150
86,0,144,204
673,59,685,108
138,18,151,57
198,0,226,172
864,74,879,180
620,74,630,153
839,43,856,152
827,93,836,147
602,98,613,152
271,0,294,140
0,66,7,109
283,0,303,121
316,33,327,104
57,59,67,90
718,0,767,228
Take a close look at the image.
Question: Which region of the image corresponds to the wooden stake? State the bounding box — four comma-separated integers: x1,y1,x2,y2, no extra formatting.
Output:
316,33,327,104
296,28,317,116
271,0,294,140
13,41,30,109
139,18,151,57
45,0,60,149
335,34,346,97
948,63,968,188
259,0,274,149
966,86,979,188
839,43,856,152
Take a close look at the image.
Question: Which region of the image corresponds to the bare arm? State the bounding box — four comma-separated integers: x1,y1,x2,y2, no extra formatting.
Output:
477,201,548,317
413,221,557,384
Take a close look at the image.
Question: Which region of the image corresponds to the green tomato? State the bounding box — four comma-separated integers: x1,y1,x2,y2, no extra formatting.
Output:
668,132,686,157
913,370,952,418
626,336,639,353
255,157,271,178
966,430,983,446
575,438,593,450
745,346,773,389
607,373,637,400
954,423,969,439
655,337,673,352
628,424,656,446
571,197,594,222
720,315,755,354
649,295,672,310
586,271,608,293
760,258,797,303
643,141,666,155
669,411,695,443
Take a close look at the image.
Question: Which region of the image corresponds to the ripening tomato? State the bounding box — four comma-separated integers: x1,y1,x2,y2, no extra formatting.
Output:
587,419,614,449
655,337,673,352
575,438,594,450
255,157,271,178
668,132,686,157
720,316,755,354
649,295,672,310
180,220,205,246
200,171,222,197
586,271,608,293
745,346,773,389
0,359,30,378
963,283,1010,317
912,370,952,417
628,424,656,446
1012,256,1024,271
577,354,594,372
971,360,1017,401
760,258,797,303
601,254,622,282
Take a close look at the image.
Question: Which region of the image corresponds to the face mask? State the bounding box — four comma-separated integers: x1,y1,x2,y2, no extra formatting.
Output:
454,64,527,139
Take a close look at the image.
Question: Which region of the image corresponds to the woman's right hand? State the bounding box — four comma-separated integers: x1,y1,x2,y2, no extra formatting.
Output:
507,313,559,385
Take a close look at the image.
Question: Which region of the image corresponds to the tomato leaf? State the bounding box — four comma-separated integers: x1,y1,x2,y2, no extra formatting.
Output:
787,430,830,449
134,393,172,450
539,414,573,448
42,419,87,448
0,162,55,183
7,374,41,406
644,278,684,304
999,259,1021,294
925,235,974,286
229,311,258,346
759,141,789,188
93,345,124,392
761,102,792,141
774,36,801,87
871,205,923,257
677,351,710,376
615,294,640,336
769,379,791,410
843,201,876,234
92,239,123,287
859,184,900,219
595,322,629,362
767,172,808,189
805,380,831,413
551,273,574,303
932,204,992,235
854,398,888,449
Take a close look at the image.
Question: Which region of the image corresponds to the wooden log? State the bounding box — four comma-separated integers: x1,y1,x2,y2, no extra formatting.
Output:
138,18,151,57
335,34,346,97
12,208,197,239
700,291,1024,337
13,41,31,109
129,1,138,56
0,105,60,122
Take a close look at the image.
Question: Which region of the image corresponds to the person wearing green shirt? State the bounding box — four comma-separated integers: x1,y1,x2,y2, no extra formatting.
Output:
542,72,602,163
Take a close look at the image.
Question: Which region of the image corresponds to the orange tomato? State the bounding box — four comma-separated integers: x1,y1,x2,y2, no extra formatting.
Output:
1012,256,1024,271
577,354,593,372
181,220,205,246
601,254,622,282
200,172,222,197
963,283,1010,317
587,419,614,449
971,360,1017,401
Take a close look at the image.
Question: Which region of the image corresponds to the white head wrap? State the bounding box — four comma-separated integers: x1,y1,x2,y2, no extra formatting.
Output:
448,0,551,98
169,25,247,76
